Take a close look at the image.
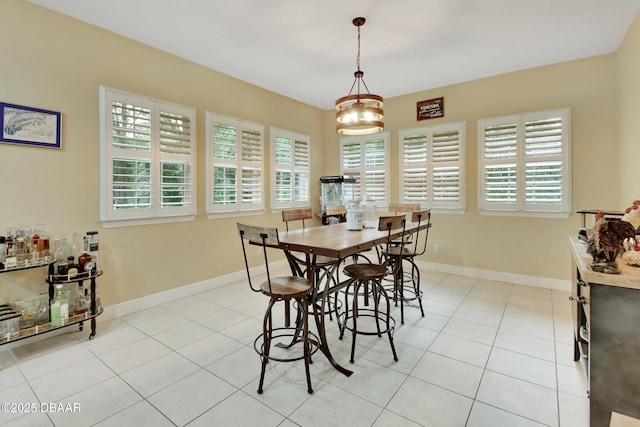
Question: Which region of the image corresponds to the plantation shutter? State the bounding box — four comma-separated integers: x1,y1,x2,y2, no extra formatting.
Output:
241,128,262,206
399,122,466,211
401,132,428,202
340,132,390,206
481,120,518,209
342,141,363,201
478,108,570,215
100,86,196,223
294,138,310,204
271,129,310,209
524,117,563,205
111,101,152,212
212,123,237,206
159,111,193,210
207,113,264,214
432,128,462,206
364,139,386,202
275,136,292,204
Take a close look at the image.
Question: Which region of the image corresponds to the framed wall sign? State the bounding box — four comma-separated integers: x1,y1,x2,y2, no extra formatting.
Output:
0,102,62,148
417,97,444,121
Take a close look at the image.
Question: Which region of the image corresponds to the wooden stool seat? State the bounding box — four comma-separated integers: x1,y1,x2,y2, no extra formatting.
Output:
343,263,387,280
260,276,313,298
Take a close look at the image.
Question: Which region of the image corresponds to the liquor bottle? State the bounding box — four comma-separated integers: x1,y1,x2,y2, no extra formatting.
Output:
69,232,79,259
0,236,5,269
78,237,92,273
86,231,99,271
73,286,89,316
50,284,69,327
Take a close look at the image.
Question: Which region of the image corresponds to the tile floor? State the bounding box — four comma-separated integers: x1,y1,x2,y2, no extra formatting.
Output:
0,268,590,427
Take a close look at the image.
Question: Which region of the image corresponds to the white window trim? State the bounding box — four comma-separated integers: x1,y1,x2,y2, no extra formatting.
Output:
269,127,311,211
477,107,571,218
398,121,466,213
205,112,265,218
99,86,196,228
340,131,391,208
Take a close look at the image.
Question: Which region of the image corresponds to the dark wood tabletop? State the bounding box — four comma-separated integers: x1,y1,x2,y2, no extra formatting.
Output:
278,221,430,259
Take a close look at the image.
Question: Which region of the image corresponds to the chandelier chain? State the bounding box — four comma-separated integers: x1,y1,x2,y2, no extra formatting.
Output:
356,25,361,72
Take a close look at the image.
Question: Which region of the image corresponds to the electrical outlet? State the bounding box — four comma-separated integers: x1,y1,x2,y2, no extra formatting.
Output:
433,243,440,253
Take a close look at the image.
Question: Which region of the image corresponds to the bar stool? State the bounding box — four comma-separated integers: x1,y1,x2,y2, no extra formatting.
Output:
237,223,316,394
281,208,342,320
338,215,407,363
381,209,431,324
388,203,421,246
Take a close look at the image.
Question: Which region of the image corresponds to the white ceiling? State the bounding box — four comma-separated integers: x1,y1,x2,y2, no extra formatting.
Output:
27,0,640,110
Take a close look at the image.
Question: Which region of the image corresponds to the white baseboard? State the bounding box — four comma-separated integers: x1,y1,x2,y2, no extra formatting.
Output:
414,260,571,292
101,259,570,323
100,259,291,322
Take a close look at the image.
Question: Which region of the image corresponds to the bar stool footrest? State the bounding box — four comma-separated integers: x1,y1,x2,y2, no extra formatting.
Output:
254,327,320,363
338,309,396,337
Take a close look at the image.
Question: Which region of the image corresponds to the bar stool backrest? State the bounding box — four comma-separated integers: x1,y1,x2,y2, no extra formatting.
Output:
282,208,313,231
410,209,431,256
237,223,280,295
378,215,407,275
388,203,421,214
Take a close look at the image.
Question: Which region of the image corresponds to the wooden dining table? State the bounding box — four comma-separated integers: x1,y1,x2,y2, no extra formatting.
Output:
278,219,431,377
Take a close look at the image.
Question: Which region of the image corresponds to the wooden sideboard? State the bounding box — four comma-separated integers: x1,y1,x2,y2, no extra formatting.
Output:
569,237,640,427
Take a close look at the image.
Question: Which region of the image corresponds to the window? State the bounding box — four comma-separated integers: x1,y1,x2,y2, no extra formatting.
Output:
340,132,390,206
399,121,466,212
270,127,310,210
205,112,264,216
477,107,571,217
99,86,196,226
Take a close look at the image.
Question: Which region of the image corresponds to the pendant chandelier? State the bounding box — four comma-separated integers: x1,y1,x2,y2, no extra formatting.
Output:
335,17,384,136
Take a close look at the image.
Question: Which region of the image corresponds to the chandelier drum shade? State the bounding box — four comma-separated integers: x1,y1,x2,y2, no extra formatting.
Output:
335,17,384,136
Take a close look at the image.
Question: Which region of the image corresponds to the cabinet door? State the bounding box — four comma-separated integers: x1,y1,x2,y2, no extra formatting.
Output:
590,284,640,420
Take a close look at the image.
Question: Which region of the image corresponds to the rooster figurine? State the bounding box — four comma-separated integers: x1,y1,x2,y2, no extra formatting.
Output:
621,199,640,233
587,211,636,273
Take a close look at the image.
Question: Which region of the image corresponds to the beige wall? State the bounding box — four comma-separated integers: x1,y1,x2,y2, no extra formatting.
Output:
618,12,640,203
1,0,638,308
326,23,639,281
0,0,326,304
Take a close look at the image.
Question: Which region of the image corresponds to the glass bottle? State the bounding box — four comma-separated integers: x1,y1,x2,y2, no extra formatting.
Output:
73,285,89,316
360,193,377,229
66,256,78,277
52,239,64,262
35,224,49,260
0,236,6,269
15,237,26,265
78,237,92,273
86,231,99,271
50,284,68,327
30,227,39,262
70,232,79,259
5,227,15,258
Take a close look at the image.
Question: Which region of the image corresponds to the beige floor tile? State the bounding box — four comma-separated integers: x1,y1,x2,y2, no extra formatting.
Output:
476,370,558,426
2,271,590,427
387,376,473,426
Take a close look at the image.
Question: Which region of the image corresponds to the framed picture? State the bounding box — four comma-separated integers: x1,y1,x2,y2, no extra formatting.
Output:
0,102,61,148
417,97,444,121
